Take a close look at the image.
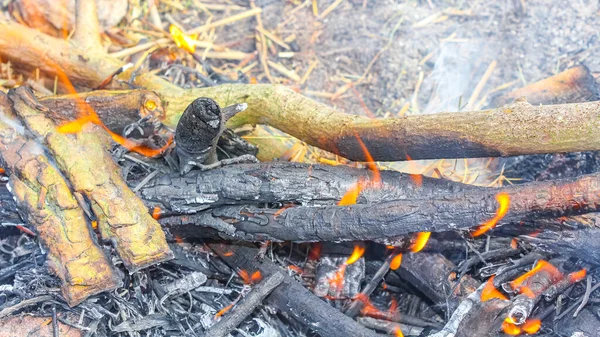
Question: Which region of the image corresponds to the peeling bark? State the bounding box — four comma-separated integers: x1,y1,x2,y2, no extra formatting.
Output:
0,92,120,306
8,87,173,271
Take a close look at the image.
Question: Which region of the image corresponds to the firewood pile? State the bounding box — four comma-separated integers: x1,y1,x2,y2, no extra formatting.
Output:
1,1,600,336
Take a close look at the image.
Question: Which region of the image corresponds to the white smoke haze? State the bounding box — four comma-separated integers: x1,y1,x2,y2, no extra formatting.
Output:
0,112,25,136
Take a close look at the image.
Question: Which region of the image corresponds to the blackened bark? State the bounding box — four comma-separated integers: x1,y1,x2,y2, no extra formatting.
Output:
140,162,470,214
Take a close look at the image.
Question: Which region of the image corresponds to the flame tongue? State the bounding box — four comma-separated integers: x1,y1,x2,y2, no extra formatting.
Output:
410,232,431,252
510,260,563,296
481,275,508,302
346,244,365,265
472,192,511,237
169,24,198,54
338,135,381,206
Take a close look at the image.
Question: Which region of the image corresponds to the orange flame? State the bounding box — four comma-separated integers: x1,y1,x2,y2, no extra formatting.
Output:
91,220,98,230
522,318,541,334
405,155,423,187
215,302,234,318
410,232,431,252
511,238,518,249
355,136,381,184
355,293,383,316
169,24,198,53
502,318,521,335
510,260,563,296
481,276,508,302
568,269,587,283
328,244,365,293
288,265,303,274
338,135,381,206
0,168,4,174
389,298,398,313
151,206,161,220
338,181,362,206
238,269,262,285
395,327,405,337
309,242,322,261
390,253,403,270
472,192,511,237
239,270,250,284
251,271,262,283
222,250,234,257
16,225,36,236
58,113,173,157
346,244,365,265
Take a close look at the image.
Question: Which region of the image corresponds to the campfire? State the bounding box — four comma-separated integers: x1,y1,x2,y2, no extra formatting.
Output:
0,1,599,336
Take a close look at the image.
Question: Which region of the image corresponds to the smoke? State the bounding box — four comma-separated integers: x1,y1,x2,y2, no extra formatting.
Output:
422,40,488,114
0,113,25,136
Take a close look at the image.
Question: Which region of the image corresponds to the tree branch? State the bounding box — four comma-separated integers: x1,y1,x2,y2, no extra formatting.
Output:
1,20,600,162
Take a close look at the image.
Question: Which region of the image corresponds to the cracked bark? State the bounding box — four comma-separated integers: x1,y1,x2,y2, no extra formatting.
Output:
0,92,120,306
8,87,173,271
164,170,600,242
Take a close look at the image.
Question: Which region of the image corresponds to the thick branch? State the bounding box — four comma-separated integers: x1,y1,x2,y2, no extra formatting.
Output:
0,92,120,306
167,171,600,242
1,20,600,162
8,87,173,271
139,162,469,213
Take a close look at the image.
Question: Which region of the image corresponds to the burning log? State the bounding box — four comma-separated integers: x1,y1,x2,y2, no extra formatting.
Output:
165,170,600,242
7,87,173,271
210,243,382,337
39,90,167,138
0,92,120,306
4,160,600,244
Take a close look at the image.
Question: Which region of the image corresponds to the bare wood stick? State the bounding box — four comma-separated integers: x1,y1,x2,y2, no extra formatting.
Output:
206,272,284,337
427,283,509,337
73,0,102,51
8,87,173,271
0,92,120,306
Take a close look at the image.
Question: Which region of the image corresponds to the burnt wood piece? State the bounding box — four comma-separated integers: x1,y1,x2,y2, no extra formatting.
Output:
5,162,600,243
493,65,600,106
394,253,479,314
522,227,600,265
205,272,284,337
174,97,224,174
209,243,383,337
0,181,20,225
173,97,251,175
140,162,469,214
428,283,510,337
181,171,600,242
39,90,166,137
